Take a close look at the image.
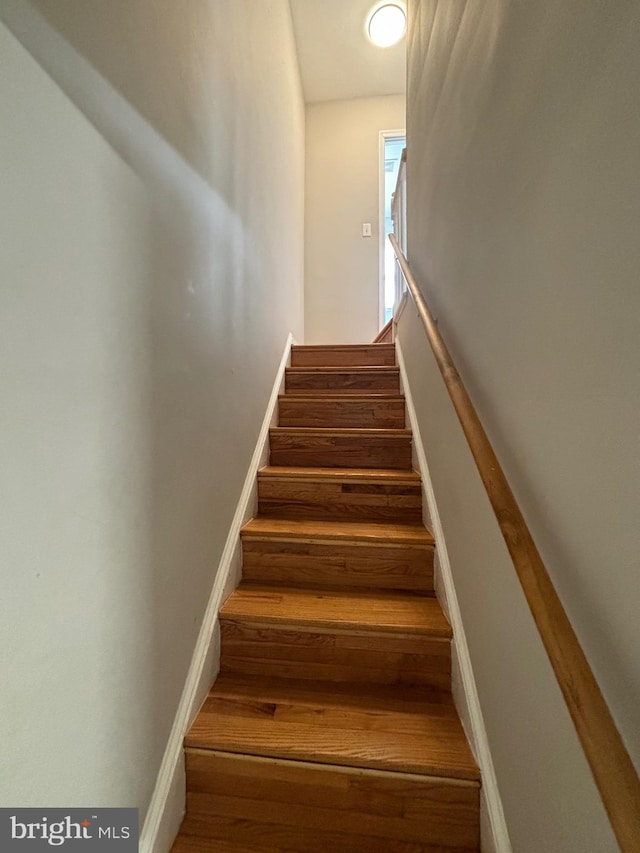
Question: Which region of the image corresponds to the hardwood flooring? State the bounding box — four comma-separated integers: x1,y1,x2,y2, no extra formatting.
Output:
186,675,478,781
171,343,480,852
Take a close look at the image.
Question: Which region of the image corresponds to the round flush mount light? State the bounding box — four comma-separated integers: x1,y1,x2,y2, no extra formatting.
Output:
366,3,407,48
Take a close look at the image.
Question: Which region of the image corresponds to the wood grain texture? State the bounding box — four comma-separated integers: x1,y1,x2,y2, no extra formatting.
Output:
390,234,640,850
258,466,421,482
269,427,412,469
258,466,422,523
241,516,434,547
278,394,406,428
291,344,396,367
241,537,434,593
175,816,476,853
219,582,450,686
220,584,451,637
181,752,479,850
285,366,400,394
220,627,450,689
185,675,479,782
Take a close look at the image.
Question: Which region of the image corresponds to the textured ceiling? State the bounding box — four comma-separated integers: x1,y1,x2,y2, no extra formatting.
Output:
289,0,406,103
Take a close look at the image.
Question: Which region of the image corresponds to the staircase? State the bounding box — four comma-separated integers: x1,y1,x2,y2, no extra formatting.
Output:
171,343,480,853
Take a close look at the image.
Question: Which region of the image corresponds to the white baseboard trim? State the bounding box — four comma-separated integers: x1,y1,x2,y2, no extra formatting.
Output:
395,339,512,853
140,333,294,853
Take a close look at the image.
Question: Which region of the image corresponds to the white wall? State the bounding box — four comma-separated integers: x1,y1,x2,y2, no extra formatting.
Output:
404,0,640,849
0,0,303,819
305,95,405,343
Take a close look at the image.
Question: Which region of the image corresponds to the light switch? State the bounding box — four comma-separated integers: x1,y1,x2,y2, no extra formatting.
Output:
362,223,372,237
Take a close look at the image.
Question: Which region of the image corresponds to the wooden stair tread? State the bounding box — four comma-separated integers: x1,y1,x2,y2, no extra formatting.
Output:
186,674,479,782
286,366,399,374
271,426,411,436
220,584,451,637
290,344,396,368
269,428,412,470
285,367,401,395
292,344,396,351
174,810,476,853
172,836,280,853
258,465,421,483
173,824,465,853
242,517,434,547
202,673,452,712
281,393,405,401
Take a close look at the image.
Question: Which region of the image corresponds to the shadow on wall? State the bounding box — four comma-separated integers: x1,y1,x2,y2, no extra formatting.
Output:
1,0,303,823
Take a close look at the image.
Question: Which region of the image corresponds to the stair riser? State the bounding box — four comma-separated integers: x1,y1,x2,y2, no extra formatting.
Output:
269,433,412,469
220,621,450,689
241,538,434,593
258,479,422,524
278,398,406,429
285,370,400,394
291,345,396,367
183,752,479,852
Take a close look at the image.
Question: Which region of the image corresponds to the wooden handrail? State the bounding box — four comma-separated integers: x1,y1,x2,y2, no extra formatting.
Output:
389,232,640,851
374,318,393,343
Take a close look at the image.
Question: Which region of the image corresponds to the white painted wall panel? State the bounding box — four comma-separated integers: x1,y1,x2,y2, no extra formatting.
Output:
305,94,405,343
405,0,640,848
0,0,303,817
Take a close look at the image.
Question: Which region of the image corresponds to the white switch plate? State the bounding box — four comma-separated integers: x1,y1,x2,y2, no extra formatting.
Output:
362,223,372,237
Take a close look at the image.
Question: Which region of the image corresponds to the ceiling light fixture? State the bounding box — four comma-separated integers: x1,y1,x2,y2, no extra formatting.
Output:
367,3,407,48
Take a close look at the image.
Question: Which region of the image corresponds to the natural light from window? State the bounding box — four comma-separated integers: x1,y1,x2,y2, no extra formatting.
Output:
383,136,405,324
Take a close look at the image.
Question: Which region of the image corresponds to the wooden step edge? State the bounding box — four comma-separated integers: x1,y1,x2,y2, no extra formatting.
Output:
241,532,434,550
270,427,412,437
279,393,405,402
240,519,435,547
220,586,452,639
291,344,396,351
281,394,403,401
209,673,451,705
184,748,480,789
182,742,478,784
236,578,435,597
286,366,399,373
219,611,452,640
171,833,280,853
257,466,421,483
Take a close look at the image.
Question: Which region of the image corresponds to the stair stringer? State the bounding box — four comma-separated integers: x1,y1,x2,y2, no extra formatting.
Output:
396,338,512,853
